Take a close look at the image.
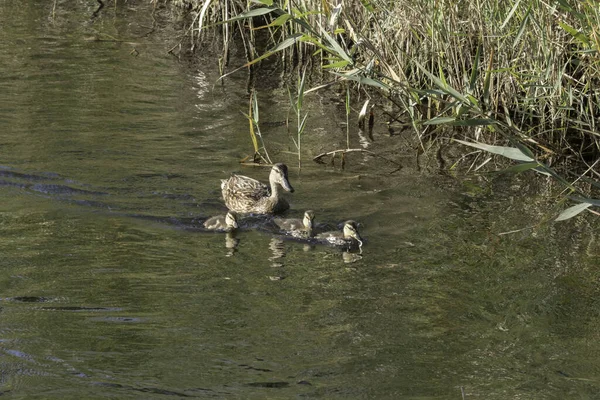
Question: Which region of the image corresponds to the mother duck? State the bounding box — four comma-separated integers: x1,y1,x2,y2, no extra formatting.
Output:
221,163,294,214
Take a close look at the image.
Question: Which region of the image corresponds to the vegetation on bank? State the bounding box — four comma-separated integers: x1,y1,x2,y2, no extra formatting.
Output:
162,0,600,220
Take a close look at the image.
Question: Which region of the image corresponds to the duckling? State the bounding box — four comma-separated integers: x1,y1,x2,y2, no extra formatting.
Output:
203,211,238,232
274,210,315,237
316,220,363,250
220,163,294,214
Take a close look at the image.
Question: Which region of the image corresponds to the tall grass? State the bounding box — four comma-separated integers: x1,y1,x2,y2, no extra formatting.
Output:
164,0,600,219
242,90,272,164
288,67,309,169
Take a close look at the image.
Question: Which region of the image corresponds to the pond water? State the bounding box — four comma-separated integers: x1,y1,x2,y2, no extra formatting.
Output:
1,1,600,399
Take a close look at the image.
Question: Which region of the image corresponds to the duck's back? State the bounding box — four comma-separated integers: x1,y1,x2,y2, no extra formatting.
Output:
221,174,271,212
223,174,268,194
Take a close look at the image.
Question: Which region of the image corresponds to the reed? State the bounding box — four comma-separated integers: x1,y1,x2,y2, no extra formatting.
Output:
242,90,272,164
163,0,600,219
288,67,309,169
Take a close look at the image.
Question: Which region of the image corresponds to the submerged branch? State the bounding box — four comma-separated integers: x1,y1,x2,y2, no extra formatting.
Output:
313,148,402,171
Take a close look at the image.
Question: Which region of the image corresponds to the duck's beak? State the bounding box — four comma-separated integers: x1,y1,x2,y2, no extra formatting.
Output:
275,164,294,193
281,177,294,193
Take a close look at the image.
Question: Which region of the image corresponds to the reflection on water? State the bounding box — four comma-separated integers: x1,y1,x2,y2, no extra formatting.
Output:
268,237,286,269
1,1,600,399
342,251,363,264
224,231,240,257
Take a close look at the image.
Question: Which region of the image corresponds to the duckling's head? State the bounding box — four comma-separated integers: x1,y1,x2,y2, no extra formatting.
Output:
303,210,315,229
225,211,239,229
271,163,294,193
342,220,363,246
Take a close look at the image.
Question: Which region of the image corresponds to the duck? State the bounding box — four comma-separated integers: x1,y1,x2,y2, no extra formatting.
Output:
221,163,294,214
203,211,239,232
274,210,315,237
316,220,363,250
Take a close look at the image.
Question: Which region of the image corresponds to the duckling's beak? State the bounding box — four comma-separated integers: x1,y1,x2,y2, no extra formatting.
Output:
227,214,239,229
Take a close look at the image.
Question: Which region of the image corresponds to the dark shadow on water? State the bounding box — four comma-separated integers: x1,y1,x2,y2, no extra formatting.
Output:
246,381,290,388
92,382,196,397
39,306,123,312
5,296,52,303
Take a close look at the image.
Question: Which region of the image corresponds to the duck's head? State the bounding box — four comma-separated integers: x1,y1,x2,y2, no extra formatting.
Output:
303,210,315,230
226,211,239,229
271,163,294,193
343,220,363,246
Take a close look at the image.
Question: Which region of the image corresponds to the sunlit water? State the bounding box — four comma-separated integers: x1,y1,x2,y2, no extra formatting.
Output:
1,1,600,399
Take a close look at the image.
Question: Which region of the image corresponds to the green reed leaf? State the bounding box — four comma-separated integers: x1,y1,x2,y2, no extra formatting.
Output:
319,26,353,64
558,21,591,47
227,7,276,22
454,139,534,161
423,117,456,125
322,60,351,69
500,0,521,30
449,118,496,126
555,202,592,221
499,162,541,174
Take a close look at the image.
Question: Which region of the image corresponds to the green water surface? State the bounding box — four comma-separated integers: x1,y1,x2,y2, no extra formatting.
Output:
1,1,599,399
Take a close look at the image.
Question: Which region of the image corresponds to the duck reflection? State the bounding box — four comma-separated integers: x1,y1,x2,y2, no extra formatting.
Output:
342,251,363,264
224,231,240,257
269,237,286,268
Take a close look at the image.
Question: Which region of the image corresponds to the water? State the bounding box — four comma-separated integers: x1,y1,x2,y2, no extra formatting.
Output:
1,1,600,399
